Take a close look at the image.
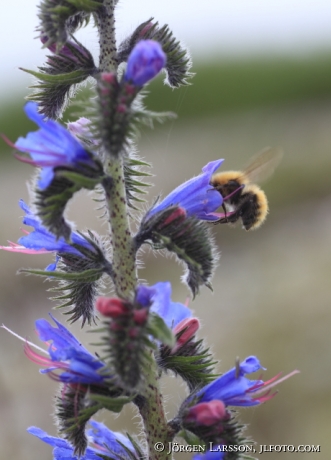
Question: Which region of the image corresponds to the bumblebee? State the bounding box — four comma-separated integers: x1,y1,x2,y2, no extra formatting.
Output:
210,147,283,230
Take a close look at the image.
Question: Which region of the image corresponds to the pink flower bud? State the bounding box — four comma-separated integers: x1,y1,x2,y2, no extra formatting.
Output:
139,22,154,38
185,400,227,426
101,72,118,84
133,308,149,325
96,297,128,318
171,317,200,353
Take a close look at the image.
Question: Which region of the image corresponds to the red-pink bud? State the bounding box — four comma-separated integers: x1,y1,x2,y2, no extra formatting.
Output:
133,308,149,325
185,400,227,426
101,72,117,83
96,297,128,318
171,317,200,353
139,22,154,38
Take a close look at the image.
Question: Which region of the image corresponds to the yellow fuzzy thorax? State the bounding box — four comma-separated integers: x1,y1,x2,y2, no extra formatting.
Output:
211,170,247,186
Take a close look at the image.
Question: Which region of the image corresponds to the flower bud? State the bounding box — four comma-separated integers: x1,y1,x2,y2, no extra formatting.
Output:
171,317,200,353
96,297,129,318
133,308,149,325
41,33,92,64
185,400,227,427
135,284,155,307
124,40,166,87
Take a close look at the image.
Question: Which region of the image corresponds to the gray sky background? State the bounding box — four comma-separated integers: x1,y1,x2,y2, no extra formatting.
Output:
1,0,331,100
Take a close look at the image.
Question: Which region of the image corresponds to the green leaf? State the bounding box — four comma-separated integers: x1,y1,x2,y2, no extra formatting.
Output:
57,170,104,188
89,395,133,412
20,267,103,281
125,433,145,459
146,312,175,348
21,67,90,84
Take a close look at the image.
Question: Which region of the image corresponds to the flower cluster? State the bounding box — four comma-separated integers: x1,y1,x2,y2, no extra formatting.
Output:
2,11,296,460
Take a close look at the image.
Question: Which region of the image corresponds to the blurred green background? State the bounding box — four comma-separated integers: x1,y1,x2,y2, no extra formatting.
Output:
1,53,331,459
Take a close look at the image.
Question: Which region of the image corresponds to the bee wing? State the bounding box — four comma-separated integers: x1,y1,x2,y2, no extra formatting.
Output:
242,146,284,183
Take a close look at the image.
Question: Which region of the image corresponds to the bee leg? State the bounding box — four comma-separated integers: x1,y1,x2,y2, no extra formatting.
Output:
212,203,229,225
221,203,228,221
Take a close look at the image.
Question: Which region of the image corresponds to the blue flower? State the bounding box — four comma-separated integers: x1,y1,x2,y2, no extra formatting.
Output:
195,356,276,407
131,282,192,329
96,282,192,332
28,421,137,460
2,200,94,270
148,281,192,329
124,40,166,86
193,449,225,460
14,102,95,189
25,314,110,385
146,160,224,221
87,420,136,458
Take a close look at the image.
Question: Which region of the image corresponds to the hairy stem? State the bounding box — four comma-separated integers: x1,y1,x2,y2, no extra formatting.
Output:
96,0,117,72
96,0,136,297
137,352,174,460
103,159,137,298
97,2,171,456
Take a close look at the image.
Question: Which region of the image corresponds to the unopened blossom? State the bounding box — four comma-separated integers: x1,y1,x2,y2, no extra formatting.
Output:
171,317,200,353
41,33,93,64
124,40,166,86
185,400,227,427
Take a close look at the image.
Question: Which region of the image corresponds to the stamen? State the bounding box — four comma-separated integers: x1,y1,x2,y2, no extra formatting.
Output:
250,370,300,398
1,324,48,355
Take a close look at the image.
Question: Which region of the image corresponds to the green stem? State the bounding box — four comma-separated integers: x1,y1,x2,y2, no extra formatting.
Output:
138,352,174,460
96,0,117,72
103,157,137,298
96,3,171,456
96,1,136,297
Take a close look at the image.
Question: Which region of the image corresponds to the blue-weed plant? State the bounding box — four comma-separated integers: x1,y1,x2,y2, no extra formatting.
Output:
1,1,298,459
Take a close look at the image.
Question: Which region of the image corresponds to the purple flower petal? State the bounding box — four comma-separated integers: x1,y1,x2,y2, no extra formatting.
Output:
28,425,109,460
17,199,93,258
125,40,166,86
88,421,136,457
197,356,265,407
149,281,192,328
14,102,95,190
147,159,224,221
29,315,108,385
